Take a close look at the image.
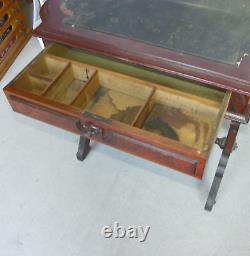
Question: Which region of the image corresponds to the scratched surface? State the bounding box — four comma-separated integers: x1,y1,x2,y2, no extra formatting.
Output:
60,0,250,65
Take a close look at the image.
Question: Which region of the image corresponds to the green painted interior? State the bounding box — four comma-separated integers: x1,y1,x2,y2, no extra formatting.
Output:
47,44,225,102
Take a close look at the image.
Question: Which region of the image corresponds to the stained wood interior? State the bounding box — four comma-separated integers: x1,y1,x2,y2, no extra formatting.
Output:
44,63,96,105
11,72,50,95
28,55,68,81
73,70,154,125
9,46,230,153
11,55,69,95
134,88,225,152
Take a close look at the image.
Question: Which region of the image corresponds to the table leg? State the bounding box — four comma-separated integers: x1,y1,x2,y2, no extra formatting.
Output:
76,136,90,161
205,121,240,211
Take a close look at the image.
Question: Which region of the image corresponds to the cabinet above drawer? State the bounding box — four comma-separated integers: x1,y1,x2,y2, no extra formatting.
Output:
0,0,15,15
4,44,231,178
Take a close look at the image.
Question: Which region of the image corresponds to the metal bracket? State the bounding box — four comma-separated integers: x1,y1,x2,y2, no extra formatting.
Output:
76,136,90,161
247,103,250,123
205,121,240,211
215,137,238,151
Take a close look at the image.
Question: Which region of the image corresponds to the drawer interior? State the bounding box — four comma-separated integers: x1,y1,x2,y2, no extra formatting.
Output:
12,55,69,95
73,70,154,125
133,88,221,152
28,55,68,81
44,63,96,105
7,44,230,154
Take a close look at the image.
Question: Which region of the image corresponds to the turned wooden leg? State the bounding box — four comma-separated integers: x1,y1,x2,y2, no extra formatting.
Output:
76,136,90,161
205,121,240,211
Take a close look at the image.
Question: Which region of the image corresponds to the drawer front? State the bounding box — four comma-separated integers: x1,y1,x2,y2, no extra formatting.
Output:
6,94,205,178
4,44,231,179
102,132,202,177
6,95,80,135
75,115,207,178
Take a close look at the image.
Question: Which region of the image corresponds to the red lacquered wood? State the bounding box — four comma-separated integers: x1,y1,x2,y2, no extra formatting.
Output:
4,87,207,179
226,93,250,123
34,0,250,96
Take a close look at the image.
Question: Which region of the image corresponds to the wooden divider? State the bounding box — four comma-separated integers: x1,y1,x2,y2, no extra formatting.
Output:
9,49,229,153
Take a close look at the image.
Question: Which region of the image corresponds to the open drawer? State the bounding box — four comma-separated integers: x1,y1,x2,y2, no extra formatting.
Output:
4,44,231,179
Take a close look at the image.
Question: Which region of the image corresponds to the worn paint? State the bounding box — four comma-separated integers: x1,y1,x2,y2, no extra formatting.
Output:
60,0,250,65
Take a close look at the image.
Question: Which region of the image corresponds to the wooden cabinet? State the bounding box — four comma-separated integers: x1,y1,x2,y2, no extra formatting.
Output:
3,0,250,210
0,0,31,79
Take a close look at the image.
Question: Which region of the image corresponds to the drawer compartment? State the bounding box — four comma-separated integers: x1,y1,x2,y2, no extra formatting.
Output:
10,55,69,95
73,70,154,125
4,44,231,178
134,87,223,153
44,63,96,104
28,55,69,82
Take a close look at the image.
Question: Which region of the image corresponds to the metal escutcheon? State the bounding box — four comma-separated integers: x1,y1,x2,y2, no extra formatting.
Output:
76,121,103,137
